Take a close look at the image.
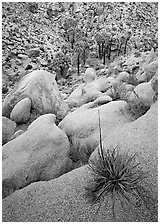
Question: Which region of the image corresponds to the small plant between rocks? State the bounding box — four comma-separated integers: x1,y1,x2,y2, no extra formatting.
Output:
126,97,150,119
84,109,157,221
108,82,128,100
68,137,94,168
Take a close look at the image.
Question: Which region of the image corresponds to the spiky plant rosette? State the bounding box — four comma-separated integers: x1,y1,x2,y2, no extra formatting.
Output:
86,146,145,205
84,109,157,220
85,146,157,220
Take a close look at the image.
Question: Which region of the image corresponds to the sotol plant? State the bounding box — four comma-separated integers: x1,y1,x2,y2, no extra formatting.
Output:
84,109,157,221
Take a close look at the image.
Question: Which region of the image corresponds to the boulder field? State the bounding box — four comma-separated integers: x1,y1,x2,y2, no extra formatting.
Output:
2,102,158,221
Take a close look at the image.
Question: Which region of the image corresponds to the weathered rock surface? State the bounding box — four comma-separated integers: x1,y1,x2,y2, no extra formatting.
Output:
2,116,17,145
2,159,157,222
59,100,134,161
2,114,73,198
2,70,69,120
90,102,158,221
10,97,31,123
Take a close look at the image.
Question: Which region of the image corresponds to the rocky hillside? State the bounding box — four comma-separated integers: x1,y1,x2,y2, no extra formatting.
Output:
2,2,158,222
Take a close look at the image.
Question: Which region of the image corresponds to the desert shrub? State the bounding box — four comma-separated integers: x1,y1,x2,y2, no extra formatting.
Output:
126,97,150,119
52,51,71,79
28,3,38,13
86,58,103,70
124,73,139,86
107,82,128,101
68,137,95,166
84,109,157,221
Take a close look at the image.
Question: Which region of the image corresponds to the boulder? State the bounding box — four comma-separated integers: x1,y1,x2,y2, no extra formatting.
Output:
145,48,156,65
91,95,112,107
151,71,158,95
90,102,158,222
2,117,17,145
2,70,69,120
9,130,24,141
2,114,73,198
123,53,142,67
129,82,155,107
115,71,130,83
59,101,134,163
10,97,31,124
2,160,157,221
28,48,40,58
65,76,116,108
83,68,97,84
17,54,29,60
137,60,158,83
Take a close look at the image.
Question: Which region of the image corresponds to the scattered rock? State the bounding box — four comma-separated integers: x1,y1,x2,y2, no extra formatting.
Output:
2,84,8,94
15,58,22,65
2,114,73,198
2,116,17,145
17,54,29,60
91,95,112,107
10,97,31,124
36,57,48,66
115,71,130,83
25,64,33,70
28,48,40,58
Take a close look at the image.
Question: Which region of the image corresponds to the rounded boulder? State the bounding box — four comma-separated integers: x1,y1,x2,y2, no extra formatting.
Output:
2,114,73,198
2,70,69,120
10,98,31,124
2,117,17,145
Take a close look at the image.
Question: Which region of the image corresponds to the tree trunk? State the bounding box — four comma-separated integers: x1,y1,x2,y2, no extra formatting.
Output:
118,42,122,56
71,41,74,49
103,47,106,65
60,66,63,78
77,54,80,74
71,34,75,49
108,41,112,60
98,43,101,59
124,38,129,54
102,43,104,58
83,49,86,65
67,34,69,42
